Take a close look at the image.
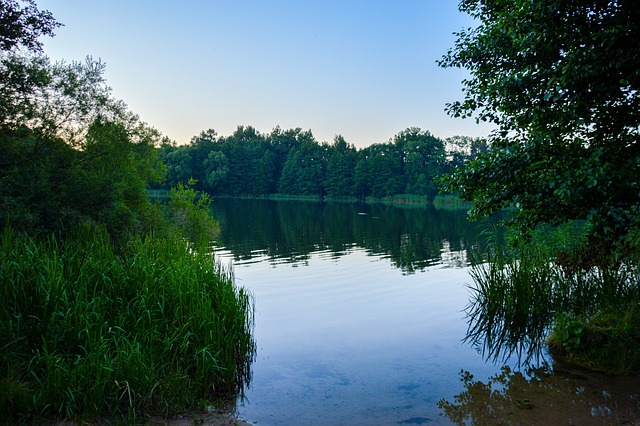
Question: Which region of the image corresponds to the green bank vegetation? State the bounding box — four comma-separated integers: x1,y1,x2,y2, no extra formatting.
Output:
0,223,254,423
466,225,640,374
0,2,254,423
440,0,640,374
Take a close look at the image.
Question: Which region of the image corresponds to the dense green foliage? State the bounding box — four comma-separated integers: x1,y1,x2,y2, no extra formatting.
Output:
0,0,60,52
158,126,486,202
0,54,166,238
439,0,640,374
163,180,220,246
1,1,166,239
1,1,255,423
0,224,254,423
439,0,640,261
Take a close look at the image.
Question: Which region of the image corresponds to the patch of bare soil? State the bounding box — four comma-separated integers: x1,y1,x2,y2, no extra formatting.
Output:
149,407,253,426
48,408,253,426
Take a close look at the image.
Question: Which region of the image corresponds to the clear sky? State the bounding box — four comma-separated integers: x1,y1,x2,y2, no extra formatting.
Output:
40,0,494,147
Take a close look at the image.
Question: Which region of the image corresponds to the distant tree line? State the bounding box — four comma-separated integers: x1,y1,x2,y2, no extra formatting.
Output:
157,126,488,200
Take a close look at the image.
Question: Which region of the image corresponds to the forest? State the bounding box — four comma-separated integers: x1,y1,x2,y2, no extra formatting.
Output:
157,126,488,200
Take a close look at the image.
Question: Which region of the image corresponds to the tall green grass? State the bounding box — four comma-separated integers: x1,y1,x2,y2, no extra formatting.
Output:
433,194,472,209
465,224,640,368
365,194,431,205
0,223,254,424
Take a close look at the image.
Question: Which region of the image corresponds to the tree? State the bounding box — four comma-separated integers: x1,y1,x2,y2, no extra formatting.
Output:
0,0,61,52
0,3,115,142
219,125,273,195
203,149,229,193
0,4,165,237
1,54,122,145
278,138,327,196
444,135,489,174
1,0,63,131
324,135,357,198
163,146,193,186
268,126,314,187
439,0,640,260
354,143,403,199
187,129,218,188
393,128,446,199
63,118,164,236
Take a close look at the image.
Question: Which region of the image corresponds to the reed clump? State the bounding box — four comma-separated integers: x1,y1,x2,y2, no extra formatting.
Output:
466,223,640,373
0,223,255,424
433,194,472,209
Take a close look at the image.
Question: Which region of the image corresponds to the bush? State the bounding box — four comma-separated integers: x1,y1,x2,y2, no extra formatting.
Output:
548,306,640,375
162,180,220,247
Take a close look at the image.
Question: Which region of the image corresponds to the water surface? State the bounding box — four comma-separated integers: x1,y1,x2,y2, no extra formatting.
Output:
211,199,640,425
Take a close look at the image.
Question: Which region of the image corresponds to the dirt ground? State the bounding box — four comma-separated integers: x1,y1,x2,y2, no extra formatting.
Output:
49,408,253,426
149,407,253,426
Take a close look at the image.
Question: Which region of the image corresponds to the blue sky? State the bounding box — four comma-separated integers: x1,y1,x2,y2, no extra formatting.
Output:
41,0,494,147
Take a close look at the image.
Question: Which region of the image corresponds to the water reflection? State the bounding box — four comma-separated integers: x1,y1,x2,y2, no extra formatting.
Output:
449,243,640,424
211,199,480,273
207,199,640,424
463,266,553,367
439,364,640,425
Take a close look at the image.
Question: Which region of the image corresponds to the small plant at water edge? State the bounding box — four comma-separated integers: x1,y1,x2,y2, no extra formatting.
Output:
548,305,640,375
549,312,585,352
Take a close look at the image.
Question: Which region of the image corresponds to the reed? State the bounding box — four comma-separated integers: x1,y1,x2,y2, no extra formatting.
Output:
465,224,640,368
366,194,430,205
433,194,472,207
0,223,255,424
465,238,558,364
323,195,360,203
268,193,324,201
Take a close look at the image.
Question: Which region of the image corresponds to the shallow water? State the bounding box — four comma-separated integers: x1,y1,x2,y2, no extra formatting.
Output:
210,199,640,425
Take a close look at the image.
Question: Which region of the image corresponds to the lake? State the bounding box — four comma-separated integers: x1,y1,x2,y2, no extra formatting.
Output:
210,199,640,425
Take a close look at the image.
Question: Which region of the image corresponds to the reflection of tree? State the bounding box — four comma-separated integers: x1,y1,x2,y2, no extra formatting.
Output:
210,199,481,273
438,365,640,425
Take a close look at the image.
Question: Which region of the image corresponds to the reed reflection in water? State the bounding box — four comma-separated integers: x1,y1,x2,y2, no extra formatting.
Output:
444,235,640,425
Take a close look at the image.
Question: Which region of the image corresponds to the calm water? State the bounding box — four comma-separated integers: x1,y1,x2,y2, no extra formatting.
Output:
210,199,640,425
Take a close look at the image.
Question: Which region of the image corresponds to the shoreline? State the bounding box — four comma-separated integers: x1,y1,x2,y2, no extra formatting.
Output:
153,408,253,426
